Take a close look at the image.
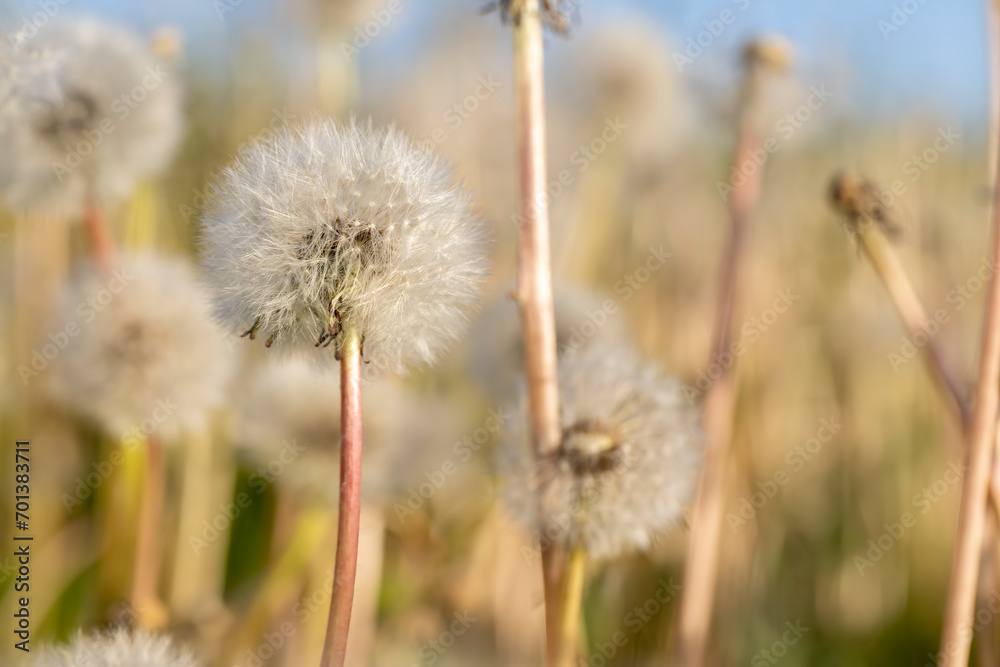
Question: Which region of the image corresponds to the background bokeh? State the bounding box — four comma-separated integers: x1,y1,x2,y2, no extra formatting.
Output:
0,0,995,665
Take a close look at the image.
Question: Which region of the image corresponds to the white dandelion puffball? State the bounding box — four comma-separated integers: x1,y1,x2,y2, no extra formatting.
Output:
502,341,703,560
0,15,183,215
49,254,233,440
200,118,489,375
28,628,200,667
237,357,454,505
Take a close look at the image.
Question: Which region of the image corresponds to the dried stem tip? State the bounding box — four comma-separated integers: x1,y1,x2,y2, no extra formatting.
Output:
742,35,794,73
827,170,902,238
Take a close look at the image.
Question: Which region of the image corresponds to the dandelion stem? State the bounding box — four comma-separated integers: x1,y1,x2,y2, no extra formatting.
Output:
83,198,118,274
938,4,1000,657
941,3,1000,667
321,322,363,667
676,124,763,667
554,545,587,667
856,226,971,430
511,0,563,659
130,433,166,628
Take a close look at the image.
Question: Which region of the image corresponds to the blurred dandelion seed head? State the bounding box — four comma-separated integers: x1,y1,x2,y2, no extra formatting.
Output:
49,254,233,440
238,357,456,505
467,284,629,402
560,19,688,182
29,628,201,667
200,118,490,376
501,342,703,560
0,16,183,216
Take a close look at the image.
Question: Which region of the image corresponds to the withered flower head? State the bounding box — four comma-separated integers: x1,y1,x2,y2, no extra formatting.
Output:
493,0,568,33
828,170,901,238
742,35,794,74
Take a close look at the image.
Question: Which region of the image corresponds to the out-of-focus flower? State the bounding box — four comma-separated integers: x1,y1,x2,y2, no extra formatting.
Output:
559,18,688,183
0,16,183,215
28,628,200,667
200,118,490,376
49,254,232,440
467,284,630,402
237,357,454,505
501,341,702,559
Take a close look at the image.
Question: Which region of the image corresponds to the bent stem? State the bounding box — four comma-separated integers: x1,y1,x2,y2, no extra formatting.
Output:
554,545,587,667
511,0,563,658
855,225,971,430
130,434,166,628
83,198,118,275
320,323,363,667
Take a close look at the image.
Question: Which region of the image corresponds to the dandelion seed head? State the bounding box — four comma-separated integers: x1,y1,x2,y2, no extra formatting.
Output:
501,342,703,560
200,118,489,376
28,628,200,667
0,15,183,215
50,254,233,440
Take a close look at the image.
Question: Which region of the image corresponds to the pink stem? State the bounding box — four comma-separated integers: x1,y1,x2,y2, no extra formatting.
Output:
512,1,563,660
321,325,363,667
83,198,118,274
676,128,763,667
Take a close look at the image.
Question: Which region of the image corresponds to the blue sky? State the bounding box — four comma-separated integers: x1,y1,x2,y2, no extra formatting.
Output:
2,0,991,125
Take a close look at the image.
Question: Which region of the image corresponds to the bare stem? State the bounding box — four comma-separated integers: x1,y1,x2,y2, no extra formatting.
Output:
321,324,363,667
857,227,971,430
938,22,1000,659
676,125,763,667
554,545,587,667
511,0,562,658
83,198,118,275
130,434,166,628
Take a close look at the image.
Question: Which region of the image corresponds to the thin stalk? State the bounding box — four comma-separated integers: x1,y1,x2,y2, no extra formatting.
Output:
130,434,166,628
938,20,1000,659
554,545,587,667
512,0,560,461
856,220,1000,661
511,0,563,658
320,323,363,667
676,121,763,666
83,198,117,274
856,227,971,430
